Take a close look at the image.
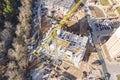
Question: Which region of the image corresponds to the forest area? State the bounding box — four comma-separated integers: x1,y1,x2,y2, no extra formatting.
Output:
0,0,33,80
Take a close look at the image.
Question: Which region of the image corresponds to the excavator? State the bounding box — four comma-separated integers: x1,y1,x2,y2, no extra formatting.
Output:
33,0,83,57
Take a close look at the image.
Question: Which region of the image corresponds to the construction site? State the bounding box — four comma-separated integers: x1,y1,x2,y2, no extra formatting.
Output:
28,0,105,80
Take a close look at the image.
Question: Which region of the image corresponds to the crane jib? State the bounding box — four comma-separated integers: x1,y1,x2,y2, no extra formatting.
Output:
34,0,83,56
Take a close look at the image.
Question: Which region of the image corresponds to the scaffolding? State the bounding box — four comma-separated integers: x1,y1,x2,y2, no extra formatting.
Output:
45,29,88,68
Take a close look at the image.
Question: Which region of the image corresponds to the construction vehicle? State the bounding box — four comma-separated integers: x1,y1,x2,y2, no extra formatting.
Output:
33,0,83,56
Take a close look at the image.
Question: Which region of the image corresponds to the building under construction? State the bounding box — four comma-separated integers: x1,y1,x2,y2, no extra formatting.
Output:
31,29,88,80
44,29,88,68
30,0,90,80
28,0,108,80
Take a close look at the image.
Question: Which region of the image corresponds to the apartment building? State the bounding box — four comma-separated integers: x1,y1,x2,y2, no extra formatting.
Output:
44,29,88,68
105,27,120,59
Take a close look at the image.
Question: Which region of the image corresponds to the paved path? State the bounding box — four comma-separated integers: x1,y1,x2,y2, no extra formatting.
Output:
95,45,109,80
107,61,120,80
100,45,120,80
94,44,120,80
103,57,120,80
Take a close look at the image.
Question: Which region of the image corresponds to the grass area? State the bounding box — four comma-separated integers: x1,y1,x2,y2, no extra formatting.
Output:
117,75,120,80
100,0,109,6
117,7,120,15
108,13,116,17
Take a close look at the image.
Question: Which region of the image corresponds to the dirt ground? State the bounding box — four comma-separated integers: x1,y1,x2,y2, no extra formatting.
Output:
63,9,89,36
55,52,104,80
90,6,105,18
40,8,89,37
41,16,51,35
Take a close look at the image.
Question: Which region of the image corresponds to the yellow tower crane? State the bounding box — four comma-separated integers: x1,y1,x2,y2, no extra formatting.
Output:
34,0,83,56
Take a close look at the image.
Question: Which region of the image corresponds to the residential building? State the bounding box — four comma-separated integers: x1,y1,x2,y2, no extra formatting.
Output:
105,27,120,59
44,29,88,68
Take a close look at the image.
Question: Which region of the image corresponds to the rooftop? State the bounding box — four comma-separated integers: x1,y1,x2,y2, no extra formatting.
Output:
115,26,120,39
42,0,75,9
43,29,88,68
51,30,88,54
54,0,75,9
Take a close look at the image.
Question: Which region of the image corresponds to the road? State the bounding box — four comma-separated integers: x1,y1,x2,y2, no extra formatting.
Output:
88,16,120,80
107,61,120,80
95,44,120,80
87,15,110,80
95,45,110,80
101,45,120,80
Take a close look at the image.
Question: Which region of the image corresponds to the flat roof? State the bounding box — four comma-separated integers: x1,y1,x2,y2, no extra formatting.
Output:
115,26,120,39
43,0,75,9
50,30,88,54
53,37,70,50
54,0,75,9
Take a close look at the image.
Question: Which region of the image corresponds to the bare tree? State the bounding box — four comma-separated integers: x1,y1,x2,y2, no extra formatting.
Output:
6,61,24,80
5,0,33,79
4,21,13,28
7,43,28,80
